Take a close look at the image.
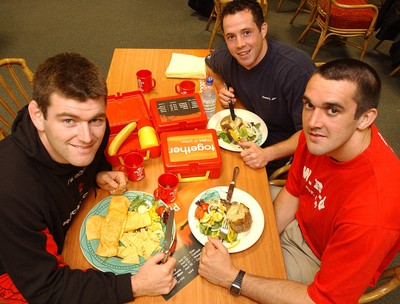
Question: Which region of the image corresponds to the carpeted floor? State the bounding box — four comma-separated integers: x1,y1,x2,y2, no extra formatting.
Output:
1,0,399,303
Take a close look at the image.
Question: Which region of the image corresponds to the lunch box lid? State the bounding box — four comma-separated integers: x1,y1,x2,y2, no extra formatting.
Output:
160,129,222,182
107,91,151,134
149,93,208,133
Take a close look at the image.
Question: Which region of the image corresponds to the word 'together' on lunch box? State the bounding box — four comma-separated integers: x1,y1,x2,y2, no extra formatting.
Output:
160,129,222,182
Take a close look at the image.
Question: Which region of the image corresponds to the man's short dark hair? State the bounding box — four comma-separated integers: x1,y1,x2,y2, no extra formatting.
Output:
221,0,265,32
315,59,381,119
33,52,107,118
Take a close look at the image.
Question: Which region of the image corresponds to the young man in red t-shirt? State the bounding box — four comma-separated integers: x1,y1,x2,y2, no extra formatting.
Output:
198,58,400,303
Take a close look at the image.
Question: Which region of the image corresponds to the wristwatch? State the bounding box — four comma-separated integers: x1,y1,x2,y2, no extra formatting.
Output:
229,270,246,296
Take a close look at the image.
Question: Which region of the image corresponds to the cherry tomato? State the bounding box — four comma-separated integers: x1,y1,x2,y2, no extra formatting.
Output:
194,206,205,220
200,203,209,212
156,206,166,216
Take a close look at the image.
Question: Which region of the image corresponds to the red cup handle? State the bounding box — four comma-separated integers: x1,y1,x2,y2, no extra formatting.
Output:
175,84,181,94
154,188,160,200
152,78,156,88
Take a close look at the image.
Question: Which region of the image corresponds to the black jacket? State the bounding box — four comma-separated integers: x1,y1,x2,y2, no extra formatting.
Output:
0,106,133,303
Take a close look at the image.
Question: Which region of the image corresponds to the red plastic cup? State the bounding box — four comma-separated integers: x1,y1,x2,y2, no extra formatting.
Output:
154,173,179,204
175,80,196,95
123,152,145,182
136,69,156,93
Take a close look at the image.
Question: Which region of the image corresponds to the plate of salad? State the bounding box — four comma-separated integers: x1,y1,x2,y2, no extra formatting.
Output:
188,186,264,253
207,109,268,152
80,191,174,274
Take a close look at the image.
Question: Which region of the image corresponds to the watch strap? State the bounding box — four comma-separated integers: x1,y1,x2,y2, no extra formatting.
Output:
229,270,246,295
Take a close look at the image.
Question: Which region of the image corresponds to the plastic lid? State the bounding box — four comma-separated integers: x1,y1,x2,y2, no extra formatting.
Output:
206,76,214,86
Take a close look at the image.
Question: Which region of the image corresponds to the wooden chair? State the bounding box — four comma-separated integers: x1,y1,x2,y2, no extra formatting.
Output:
359,265,400,303
0,58,33,137
206,0,268,49
297,0,379,60
269,164,291,187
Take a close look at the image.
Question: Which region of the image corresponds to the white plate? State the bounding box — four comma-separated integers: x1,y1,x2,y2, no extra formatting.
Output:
207,109,268,152
80,191,175,274
188,186,264,253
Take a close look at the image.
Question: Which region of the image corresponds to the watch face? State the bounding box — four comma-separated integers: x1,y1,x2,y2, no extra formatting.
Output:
229,284,241,296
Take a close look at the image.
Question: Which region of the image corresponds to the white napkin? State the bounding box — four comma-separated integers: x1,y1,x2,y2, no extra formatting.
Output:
165,53,206,79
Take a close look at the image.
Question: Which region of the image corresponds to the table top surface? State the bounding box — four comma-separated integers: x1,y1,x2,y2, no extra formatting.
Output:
61,48,286,304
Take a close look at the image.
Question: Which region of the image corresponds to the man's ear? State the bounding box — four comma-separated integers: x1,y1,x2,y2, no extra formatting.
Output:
357,108,377,130
261,21,268,39
28,101,45,132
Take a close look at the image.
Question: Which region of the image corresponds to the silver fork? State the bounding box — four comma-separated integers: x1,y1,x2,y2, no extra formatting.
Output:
219,219,230,241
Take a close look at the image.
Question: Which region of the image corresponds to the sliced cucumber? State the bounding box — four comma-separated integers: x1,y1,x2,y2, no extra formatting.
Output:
213,212,224,223
200,212,211,223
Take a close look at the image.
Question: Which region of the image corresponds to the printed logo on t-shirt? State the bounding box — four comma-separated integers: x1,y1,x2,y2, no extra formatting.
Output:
261,96,277,101
303,166,326,211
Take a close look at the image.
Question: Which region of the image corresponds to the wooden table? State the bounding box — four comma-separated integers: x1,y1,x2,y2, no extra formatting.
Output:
62,49,286,304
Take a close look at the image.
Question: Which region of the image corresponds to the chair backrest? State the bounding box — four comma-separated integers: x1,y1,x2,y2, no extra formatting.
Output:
0,58,33,137
317,0,378,33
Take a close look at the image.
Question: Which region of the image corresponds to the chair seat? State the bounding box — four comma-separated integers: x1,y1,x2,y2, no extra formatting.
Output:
321,0,375,29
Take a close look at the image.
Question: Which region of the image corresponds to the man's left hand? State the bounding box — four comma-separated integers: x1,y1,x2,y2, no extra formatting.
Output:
95,171,127,194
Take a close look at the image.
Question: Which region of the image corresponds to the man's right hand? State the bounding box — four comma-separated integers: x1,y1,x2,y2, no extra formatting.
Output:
131,252,177,297
219,86,236,108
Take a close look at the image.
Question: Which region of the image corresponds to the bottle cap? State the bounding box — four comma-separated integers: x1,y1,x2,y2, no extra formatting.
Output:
206,76,214,86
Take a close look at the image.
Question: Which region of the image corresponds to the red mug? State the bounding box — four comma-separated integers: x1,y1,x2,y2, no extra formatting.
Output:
175,80,196,95
136,70,156,93
154,173,179,204
123,152,145,182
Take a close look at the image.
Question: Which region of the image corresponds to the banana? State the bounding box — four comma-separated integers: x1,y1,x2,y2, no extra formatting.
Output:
107,122,137,156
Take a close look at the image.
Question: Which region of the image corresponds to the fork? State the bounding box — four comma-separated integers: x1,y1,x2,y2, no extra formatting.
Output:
219,219,230,242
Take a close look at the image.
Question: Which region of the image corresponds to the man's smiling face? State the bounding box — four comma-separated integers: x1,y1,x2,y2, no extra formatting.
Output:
223,9,268,70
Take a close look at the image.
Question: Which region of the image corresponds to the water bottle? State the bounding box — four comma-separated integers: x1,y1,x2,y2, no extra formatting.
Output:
201,76,217,119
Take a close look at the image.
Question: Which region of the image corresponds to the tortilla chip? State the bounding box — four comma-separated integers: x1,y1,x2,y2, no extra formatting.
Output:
124,211,152,232
95,196,130,257
86,215,104,241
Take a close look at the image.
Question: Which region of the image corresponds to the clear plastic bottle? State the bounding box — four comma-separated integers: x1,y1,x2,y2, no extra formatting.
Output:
201,76,217,119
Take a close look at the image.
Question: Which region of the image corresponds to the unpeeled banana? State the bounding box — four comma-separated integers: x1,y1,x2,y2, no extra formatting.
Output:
107,122,137,156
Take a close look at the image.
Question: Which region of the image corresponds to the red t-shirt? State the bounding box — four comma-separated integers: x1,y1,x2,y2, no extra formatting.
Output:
286,126,400,303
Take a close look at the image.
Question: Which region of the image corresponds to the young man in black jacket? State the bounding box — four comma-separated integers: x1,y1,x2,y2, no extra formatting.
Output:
0,53,176,303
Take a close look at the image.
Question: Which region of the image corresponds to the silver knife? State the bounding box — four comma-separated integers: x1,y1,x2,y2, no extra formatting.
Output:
162,209,175,264
226,166,239,204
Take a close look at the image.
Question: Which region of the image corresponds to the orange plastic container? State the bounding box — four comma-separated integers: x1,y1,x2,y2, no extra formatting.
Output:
160,129,222,182
105,91,161,166
149,93,208,133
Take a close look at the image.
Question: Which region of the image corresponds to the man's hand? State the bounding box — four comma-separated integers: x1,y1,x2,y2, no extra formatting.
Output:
219,86,237,108
198,236,238,288
131,252,177,297
95,171,127,194
240,142,270,169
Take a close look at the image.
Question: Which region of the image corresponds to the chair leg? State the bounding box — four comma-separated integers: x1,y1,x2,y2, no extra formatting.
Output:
206,6,216,31
389,65,400,77
360,35,373,60
290,0,308,24
373,39,384,50
311,29,328,60
297,17,315,42
277,0,284,12
208,15,221,49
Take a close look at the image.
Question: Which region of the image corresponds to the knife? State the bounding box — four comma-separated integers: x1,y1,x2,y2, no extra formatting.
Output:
226,166,239,204
161,209,175,264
